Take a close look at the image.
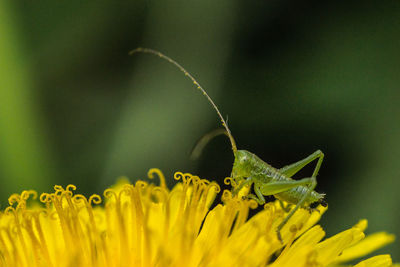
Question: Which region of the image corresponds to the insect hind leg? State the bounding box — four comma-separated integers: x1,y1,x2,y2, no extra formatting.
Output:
279,150,324,178
275,151,324,243
276,177,317,243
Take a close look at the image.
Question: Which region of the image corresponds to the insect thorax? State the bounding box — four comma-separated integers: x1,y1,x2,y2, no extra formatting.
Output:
231,150,275,184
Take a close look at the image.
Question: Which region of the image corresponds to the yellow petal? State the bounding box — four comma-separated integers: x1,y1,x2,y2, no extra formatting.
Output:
314,227,365,265
270,245,312,267
335,232,395,263
271,226,325,267
302,204,328,231
272,203,326,244
354,254,392,267
0,170,395,267
353,219,368,232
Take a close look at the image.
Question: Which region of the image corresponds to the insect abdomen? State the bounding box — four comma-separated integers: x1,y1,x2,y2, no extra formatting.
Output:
274,186,324,206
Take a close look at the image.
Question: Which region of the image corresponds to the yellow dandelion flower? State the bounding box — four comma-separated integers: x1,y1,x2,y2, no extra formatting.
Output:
0,169,395,267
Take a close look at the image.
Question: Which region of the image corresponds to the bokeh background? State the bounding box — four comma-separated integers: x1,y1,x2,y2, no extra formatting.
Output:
1,0,399,261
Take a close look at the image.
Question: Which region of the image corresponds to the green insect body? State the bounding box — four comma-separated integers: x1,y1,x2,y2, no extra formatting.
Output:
131,47,327,242
232,150,325,206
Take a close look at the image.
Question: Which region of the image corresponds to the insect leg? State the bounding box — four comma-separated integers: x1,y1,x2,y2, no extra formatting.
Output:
279,200,292,213
245,184,266,205
279,150,324,178
259,177,315,196
276,177,317,243
232,177,253,196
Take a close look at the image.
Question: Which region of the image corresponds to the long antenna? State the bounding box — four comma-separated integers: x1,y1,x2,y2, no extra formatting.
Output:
130,47,238,154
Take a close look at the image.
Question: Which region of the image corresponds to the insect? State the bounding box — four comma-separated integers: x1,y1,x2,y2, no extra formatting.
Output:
130,47,327,242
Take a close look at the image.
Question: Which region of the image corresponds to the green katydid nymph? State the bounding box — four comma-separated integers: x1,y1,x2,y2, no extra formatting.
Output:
130,48,327,242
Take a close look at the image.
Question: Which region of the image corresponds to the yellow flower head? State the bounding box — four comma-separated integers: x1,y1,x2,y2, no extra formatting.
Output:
0,169,395,267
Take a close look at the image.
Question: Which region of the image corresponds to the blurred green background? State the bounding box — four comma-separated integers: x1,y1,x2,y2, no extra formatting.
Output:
1,0,399,260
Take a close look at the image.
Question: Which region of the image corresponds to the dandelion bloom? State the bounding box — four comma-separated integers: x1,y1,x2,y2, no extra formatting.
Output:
0,169,394,267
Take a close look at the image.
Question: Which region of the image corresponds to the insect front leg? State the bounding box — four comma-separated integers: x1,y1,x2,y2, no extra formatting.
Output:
245,183,266,205
232,177,253,196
